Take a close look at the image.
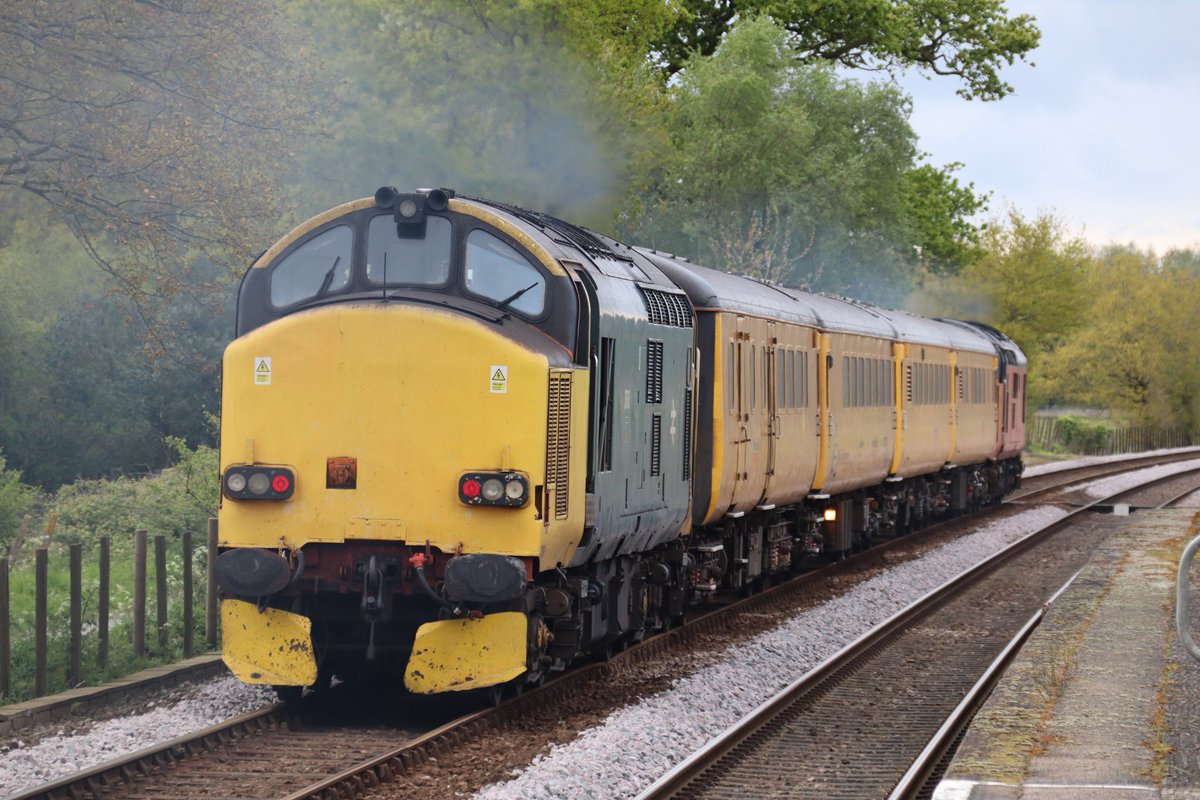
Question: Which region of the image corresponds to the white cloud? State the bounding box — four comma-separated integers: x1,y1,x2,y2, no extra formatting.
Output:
895,0,1200,252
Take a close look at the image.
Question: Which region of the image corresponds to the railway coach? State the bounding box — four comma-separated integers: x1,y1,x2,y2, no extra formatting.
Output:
213,188,1026,699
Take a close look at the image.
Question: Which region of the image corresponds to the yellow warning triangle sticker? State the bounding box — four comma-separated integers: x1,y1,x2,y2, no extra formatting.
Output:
492,369,505,381
257,360,270,373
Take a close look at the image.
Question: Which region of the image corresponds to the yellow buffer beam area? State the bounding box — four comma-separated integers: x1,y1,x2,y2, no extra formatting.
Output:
405,611,528,693
220,599,318,686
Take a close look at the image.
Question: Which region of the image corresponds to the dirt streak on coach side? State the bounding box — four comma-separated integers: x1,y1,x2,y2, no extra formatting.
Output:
213,188,1026,698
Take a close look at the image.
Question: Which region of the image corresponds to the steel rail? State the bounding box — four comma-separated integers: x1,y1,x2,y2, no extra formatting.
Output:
6,705,288,800
634,464,1181,800
1011,449,1200,504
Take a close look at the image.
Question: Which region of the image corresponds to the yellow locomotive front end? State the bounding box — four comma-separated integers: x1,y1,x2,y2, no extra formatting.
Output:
215,190,587,696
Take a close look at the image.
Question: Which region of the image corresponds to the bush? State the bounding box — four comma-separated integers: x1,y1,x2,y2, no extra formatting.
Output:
1059,414,1110,455
49,438,218,549
0,448,41,550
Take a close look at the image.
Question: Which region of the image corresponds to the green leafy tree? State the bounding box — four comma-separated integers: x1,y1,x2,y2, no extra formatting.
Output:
0,449,39,545
900,162,988,274
289,0,678,224
1039,246,1200,434
909,209,1090,405
628,16,977,303
0,0,320,322
656,0,1041,100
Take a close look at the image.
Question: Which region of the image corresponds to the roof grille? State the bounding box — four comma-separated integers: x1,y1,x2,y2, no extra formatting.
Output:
640,288,693,328
471,197,633,263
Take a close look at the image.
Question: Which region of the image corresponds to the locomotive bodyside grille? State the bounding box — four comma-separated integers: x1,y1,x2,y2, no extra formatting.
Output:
683,387,693,481
646,340,664,404
651,413,662,477
547,370,572,519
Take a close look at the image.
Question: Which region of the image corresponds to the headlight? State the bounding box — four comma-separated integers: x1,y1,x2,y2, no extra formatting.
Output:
459,472,530,507
505,479,525,501
481,478,505,502
226,473,247,493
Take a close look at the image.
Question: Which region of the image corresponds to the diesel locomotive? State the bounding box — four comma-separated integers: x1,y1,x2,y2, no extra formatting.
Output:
214,188,1026,697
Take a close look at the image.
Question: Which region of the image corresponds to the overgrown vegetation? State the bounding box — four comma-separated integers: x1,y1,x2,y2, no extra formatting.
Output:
1,441,216,703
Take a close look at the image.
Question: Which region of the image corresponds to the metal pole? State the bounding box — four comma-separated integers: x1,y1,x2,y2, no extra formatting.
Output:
1177,534,1200,663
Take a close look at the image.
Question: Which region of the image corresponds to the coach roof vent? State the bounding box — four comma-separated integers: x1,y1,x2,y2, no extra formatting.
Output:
639,287,694,328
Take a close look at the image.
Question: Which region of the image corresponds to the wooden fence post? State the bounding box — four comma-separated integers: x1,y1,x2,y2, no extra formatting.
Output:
206,518,218,650
155,535,168,653
0,556,9,699
69,543,82,687
99,537,110,668
183,531,193,658
35,547,47,697
133,529,147,657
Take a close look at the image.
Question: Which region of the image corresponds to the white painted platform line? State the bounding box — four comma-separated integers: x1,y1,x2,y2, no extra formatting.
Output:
935,779,1157,799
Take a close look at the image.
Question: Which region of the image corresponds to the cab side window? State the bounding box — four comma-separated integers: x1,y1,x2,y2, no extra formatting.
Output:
269,225,353,308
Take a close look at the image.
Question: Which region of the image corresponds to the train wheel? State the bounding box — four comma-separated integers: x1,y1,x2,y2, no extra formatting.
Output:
273,685,304,704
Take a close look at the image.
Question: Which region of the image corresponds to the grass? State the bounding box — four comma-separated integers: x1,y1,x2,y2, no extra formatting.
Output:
2,534,214,704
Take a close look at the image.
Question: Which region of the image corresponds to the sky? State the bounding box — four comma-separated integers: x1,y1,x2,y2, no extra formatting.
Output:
896,0,1200,254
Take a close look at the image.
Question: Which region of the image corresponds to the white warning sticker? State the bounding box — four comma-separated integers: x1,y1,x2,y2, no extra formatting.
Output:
254,357,272,385
490,365,508,393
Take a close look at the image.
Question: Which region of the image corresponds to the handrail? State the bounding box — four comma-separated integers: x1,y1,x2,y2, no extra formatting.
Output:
1177,534,1200,663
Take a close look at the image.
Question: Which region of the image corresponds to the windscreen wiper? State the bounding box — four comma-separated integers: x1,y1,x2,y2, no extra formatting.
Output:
494,282,538,313
314,256,341,299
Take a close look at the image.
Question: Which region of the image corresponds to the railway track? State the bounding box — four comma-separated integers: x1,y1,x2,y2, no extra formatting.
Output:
1011,447,1200,503
635,465,1200,800
12,452,1199,800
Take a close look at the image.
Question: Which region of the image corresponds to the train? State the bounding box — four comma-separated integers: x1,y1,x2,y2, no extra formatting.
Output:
213,188,1026,698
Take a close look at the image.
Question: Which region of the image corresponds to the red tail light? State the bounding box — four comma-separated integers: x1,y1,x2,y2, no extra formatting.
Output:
458,472,528,507
224,466,295,500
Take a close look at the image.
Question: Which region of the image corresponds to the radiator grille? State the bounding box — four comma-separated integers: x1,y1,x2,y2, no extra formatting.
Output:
683,388,693,481
640,288,694,327
547,371,572,519
646,340,664,404
650,413,662,477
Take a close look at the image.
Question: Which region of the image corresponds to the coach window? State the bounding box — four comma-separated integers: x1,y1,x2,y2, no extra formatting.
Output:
464,229,546,316
270,225,353,308
366,214,451,286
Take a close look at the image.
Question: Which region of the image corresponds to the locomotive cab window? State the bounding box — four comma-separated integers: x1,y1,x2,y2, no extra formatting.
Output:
365,214,451,286
464,229,546,316
269,225,353,308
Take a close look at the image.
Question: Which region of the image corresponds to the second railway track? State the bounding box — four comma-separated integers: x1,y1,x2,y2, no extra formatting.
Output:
637,465,1200,800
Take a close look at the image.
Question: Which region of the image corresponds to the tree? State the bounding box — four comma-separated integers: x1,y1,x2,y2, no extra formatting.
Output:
288,0,679,225
1038,246,1200,434
0,1,320,323
655,0,1041,100
909,209,1089,406
900,162,988,274
627,16,977,304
